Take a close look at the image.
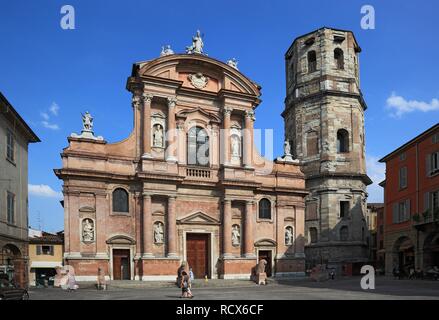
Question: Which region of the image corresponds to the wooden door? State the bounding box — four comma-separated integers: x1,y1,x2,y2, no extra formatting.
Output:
113,249,130,280
258,250,272,277
186,234,209,279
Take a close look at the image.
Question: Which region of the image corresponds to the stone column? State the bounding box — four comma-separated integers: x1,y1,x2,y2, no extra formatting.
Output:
244,200,256,257
222,107,232,165
222,199,233,257
142,93,153,159
244,110,255,168
132,94,142,158
143,194,153,257
167,196,177,257
166,97,178,162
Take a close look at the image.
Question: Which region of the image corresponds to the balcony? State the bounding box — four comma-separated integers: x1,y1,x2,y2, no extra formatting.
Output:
186,167,211,179
413,210,439,230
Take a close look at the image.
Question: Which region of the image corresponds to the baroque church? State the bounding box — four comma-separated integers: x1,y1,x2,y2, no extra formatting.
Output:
55,27,369,281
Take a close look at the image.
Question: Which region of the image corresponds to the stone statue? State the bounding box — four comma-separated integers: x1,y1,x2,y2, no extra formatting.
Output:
186,30,204,55
82,112,93,132
153,125,163,147
160,45,174,57
154,222,164,244
231,135,240,157
232,225,240,246
70,111,103,141
227,58,239,70
82,219,94,242
276,139,299,163
285,227,293,245
284,140,291,156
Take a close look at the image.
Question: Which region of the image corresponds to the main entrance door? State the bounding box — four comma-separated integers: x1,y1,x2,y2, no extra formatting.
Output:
113,249,131,280
186,233,209,279
258,250,272,277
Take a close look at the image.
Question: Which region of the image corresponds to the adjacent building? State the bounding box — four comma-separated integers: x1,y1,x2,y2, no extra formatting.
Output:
0,92,40,287
55,32,307,281
379,123,439,275
366,203,384,269
283,28,371,275
28,229,64,286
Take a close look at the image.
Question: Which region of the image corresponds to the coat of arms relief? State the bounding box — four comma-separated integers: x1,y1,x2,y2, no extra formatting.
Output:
188,72,209,89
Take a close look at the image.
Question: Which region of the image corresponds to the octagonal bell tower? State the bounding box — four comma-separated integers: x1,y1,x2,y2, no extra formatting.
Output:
283,27,372,273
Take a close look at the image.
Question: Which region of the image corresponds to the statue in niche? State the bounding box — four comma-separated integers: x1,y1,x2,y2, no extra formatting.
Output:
154,222,164,244
82,219,94,242
232,225,240,246
153,124,164,147
231,135,240,157
285,226,293,245
284,140,292,156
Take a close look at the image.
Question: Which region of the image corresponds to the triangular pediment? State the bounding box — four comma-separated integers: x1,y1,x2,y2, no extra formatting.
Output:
177,211,220,225
176,107,221,124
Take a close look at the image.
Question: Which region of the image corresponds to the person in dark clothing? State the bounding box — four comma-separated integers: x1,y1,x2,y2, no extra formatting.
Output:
176,261,187,288
180,271,193,298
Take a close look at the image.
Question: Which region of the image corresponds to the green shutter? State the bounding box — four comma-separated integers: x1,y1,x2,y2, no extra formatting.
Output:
36,245,41,255
50,246,54,256
406,199,411,221
424,192,430,212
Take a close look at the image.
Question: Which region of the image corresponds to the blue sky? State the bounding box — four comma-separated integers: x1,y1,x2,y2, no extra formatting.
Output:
1,0,438,232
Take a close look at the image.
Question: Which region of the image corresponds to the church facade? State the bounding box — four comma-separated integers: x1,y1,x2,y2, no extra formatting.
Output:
55,32,307,281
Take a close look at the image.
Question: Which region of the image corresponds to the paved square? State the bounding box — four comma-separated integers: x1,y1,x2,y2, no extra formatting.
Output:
28,277,439,300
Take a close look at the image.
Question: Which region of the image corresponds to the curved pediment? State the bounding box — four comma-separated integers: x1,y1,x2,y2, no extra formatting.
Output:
106,234,136,245
177,211,220,225
134,54,261,96
254,238,277,247
176,107,221,124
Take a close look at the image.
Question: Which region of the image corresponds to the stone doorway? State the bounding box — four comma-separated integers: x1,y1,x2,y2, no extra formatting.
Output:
186,233,209,279
112,249,131,280
258,250,272,277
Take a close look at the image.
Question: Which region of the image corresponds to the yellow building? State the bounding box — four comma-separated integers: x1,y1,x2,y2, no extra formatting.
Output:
28,230,64,286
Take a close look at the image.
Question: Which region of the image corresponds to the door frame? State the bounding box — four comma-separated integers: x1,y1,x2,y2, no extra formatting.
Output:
183,231,213,279
109,245,135,280
257,248,275,277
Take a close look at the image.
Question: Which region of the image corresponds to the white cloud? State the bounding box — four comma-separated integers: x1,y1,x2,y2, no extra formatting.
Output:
386,92,439,117
366,155,385,203
50,102,60,116
41,121,59,130
29,184,63,198
40,112,50,121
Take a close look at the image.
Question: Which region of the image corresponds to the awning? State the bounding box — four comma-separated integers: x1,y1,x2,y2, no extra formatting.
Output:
30,261,63,269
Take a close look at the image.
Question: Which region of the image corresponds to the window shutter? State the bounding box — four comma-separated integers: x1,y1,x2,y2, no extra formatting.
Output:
424,192,430,211
50,246,54,256
36,245,41,255
426,154,432,177
406,199,411,221
392,203,398,223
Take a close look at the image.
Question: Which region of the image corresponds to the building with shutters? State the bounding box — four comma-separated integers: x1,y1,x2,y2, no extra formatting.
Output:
54,32,308,281
379,123,439,275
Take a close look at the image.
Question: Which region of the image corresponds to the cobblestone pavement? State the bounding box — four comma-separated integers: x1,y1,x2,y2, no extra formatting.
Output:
28,277,439,300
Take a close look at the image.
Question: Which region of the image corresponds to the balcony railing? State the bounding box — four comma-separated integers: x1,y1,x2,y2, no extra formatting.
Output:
186,168,211,179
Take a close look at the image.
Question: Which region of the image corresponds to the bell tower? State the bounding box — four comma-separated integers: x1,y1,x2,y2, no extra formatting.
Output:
283,28,372,272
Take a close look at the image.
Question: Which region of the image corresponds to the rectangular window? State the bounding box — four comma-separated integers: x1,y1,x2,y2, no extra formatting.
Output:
399,152,406,161
393,199,410,224
433,133,439,144
431,152,439,175
6,130,15,162
7,192,15,224
379,225,384,235
379,240,384,250
339,201,350,219
399,167,407,189
41,245,54,255
432,191,439,211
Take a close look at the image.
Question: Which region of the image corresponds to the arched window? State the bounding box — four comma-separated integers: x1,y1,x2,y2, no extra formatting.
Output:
340,226,349,241
309,227,318,244
259,199,271,219
113,188,129,212
187,127,210,166
307,50,317,73
334,48,344,70
337,129,349,153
